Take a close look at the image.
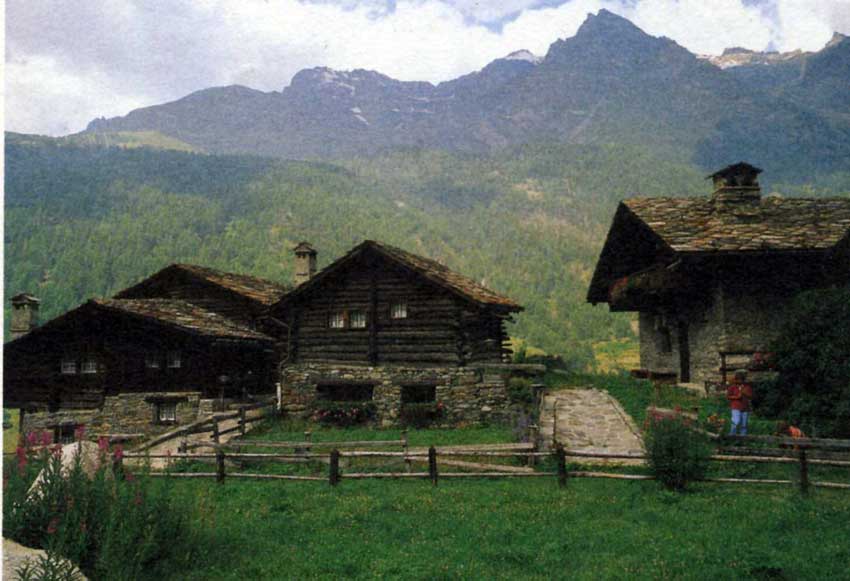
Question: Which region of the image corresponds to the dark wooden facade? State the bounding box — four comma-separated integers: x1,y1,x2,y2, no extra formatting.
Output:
274,241,520,368
4,301,275,412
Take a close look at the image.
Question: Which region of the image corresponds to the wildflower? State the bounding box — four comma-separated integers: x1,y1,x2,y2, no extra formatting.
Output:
98,436,109,453
41,431,53,447
47,517,59,535
74,425,86,441
25,431,39,448
52,444,63,458
113,445,124,461
125,471,136,483
133,491,143,506
16,446,28,474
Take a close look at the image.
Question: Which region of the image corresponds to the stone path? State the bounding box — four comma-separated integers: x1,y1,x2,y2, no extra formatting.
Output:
130,409,266,469
539,388,644,463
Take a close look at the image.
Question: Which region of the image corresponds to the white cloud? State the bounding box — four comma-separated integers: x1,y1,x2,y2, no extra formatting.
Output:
5,0,848,136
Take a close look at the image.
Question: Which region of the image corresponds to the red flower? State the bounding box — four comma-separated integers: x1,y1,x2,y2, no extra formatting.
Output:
40,431,53,447
98,436,109,453
25,432,39,448
113,445,124,461
16,447,28,474
133,491,143,506
74,425,86,441
125,471,135,482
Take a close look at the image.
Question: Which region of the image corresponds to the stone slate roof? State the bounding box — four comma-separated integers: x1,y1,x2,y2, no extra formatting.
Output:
172,264,291,305
116,264,291,306
277,240,522,311
93,299,274,341
624,197,850,252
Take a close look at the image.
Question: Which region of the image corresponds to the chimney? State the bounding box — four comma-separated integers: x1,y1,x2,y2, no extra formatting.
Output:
293,242,317,286
10,293,40,340
709,162,763,209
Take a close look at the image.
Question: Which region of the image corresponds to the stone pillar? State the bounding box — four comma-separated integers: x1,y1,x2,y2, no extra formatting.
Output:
10,293,40,340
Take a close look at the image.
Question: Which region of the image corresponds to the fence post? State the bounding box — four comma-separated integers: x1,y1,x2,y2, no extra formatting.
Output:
556,444,567,488
402,429,411,473
216,449,226,484
528,424,539,467
428,446,438,487
799,448,809,495
212,421,220,444
329,449,340,486
239,407,247,437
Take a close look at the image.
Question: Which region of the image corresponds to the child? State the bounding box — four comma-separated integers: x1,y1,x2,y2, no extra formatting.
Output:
727,370,754,436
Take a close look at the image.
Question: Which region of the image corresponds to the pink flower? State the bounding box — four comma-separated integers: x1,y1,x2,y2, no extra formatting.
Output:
98,436,109,453
113,445,124,460
74,425,86,441
46,518,59,535
16,447,28,474
25,432,39,448
41,431,53,447
52,444,63,457
125,471,135,483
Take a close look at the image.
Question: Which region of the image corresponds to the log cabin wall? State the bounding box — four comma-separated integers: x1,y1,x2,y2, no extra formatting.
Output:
285,254,510,367
5,307,275,439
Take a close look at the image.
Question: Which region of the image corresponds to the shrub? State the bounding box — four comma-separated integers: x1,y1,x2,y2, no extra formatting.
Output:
400,402,444,428
757,286,850,437
507,377,534,406
644,413,711,491
3,436,200,579
310,401,377,427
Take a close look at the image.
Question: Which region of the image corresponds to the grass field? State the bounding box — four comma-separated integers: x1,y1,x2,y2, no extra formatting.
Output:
152,473,850,580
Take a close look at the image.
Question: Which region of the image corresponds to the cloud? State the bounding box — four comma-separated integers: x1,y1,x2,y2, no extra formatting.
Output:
5,0,848,136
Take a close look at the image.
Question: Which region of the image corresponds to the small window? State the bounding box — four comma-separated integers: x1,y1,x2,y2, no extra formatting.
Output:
145,353,161,369
158,402,177,423
61,358,77,375
390,302,408,320
54,425,76,444
350,310,367,329
402,384,436,404
329,311,346,329
81,357,98,375
317,384,374,402
167,351,182,369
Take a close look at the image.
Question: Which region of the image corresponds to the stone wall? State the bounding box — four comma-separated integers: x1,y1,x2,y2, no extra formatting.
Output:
21,392,203,439
638,312,674,374
280,363,528,427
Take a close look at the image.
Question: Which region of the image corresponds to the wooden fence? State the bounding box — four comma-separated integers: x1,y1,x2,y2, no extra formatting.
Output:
120,432,850,491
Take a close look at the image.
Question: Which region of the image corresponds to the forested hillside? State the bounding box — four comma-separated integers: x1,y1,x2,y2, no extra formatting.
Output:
6,135,848,368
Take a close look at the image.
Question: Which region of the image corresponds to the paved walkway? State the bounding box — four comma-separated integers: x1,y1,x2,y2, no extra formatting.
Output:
3,538,87,580
539,388,644,462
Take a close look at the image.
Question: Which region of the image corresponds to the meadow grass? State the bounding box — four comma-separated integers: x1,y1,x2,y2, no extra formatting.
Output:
154,475,850,580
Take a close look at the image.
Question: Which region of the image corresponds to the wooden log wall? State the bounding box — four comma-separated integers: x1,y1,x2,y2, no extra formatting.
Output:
284,256,511,367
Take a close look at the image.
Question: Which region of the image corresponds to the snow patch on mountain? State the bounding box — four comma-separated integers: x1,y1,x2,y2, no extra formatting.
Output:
504,50,541,64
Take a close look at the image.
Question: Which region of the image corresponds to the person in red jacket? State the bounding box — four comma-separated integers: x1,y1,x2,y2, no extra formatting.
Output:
727,370,754,436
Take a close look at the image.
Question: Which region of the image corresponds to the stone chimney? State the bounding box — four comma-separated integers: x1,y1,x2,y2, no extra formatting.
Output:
709,162,763,209
10,293,40,340
293,242,317,286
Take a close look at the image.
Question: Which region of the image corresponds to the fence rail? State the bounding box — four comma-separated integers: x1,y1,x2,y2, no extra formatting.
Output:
124,432,850,492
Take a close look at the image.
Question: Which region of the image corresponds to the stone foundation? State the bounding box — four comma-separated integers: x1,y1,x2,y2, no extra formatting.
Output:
281,363,539,427
21,392,203,440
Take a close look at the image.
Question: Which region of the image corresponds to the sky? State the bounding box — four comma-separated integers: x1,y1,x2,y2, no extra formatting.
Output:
5,0,850,136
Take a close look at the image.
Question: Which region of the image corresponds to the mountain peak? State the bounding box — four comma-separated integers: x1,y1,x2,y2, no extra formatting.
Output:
576,8,645,39
826,31,848,49
503,50,541,64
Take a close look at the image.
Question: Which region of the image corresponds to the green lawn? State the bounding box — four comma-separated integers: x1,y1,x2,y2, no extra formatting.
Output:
153,476,850,580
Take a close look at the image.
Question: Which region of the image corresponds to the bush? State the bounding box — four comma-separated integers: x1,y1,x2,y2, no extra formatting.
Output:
400,402,444,428
644,414,711,491
757,286,850,437
310,401,377,427
507,377,534,406
3,436,200,579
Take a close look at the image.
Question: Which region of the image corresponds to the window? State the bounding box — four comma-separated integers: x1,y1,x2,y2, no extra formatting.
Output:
145,353,161,369
54,425,76,444
401,384,436,404
317,383,375,402
81,357,98,374
61,358,77,375
329,311,346,329
350,310,367,329
158,402,177,423
167,351,182,369
390,301,408,320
